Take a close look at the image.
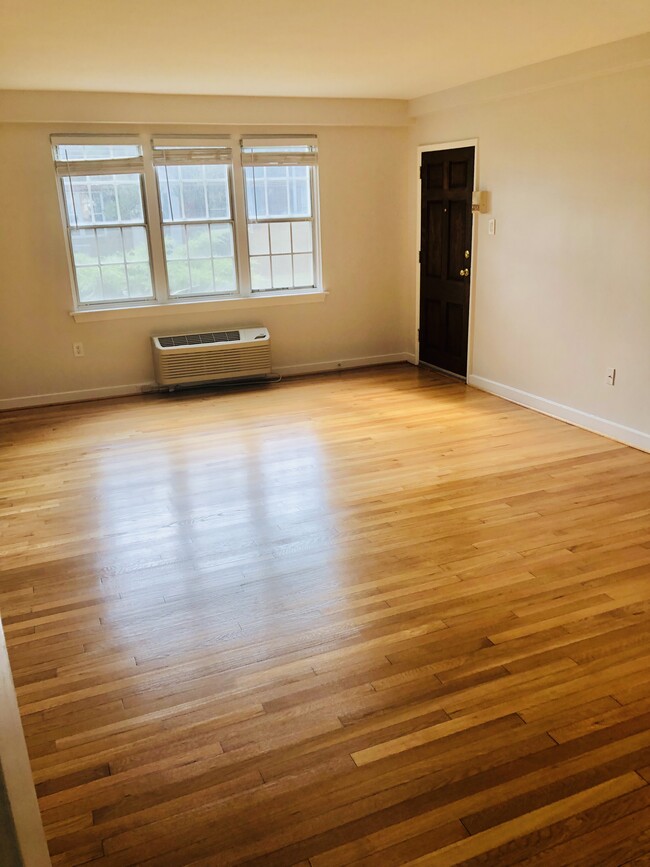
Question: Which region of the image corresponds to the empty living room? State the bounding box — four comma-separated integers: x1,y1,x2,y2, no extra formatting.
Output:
1,2,650,865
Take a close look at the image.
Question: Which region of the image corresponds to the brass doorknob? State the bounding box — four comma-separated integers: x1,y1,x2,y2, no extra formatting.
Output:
459,268,470,277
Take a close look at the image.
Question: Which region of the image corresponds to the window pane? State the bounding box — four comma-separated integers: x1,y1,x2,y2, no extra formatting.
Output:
71,227,153,303
210,224,234,258
252,177,268,218
271,254,293,289
126,263,153,297
76,266,102,303
189,260,213,293
71,230,98,266
182,182,207,220
206,183,229,219
116,179,144,222
186,223,211,259
293,253,314,287
213,257,237,292
123,226,149,263
267,180,289,217
248,223,269,256
248,220,315,291
168,260,190,295
55,143,141,161
100,264,128,298
244,166,312,220
158,174,182,222
205,165,230,219
96,227,124,264
163,222,237,297
180,164,202,180
92,184,118,223
163,225,187,260
290,168,311,217
250,256,272,291
157,164,230,223
291,221,312,253
270,222,291,254
63,174,144,226
245,172,258,219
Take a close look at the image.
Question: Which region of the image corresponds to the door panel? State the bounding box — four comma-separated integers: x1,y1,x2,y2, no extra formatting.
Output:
424,298,442,350
418,146,474,377
449,159,469,189
448,199,467,282
425,162,444,190
426,201,443,278
446,303,464,358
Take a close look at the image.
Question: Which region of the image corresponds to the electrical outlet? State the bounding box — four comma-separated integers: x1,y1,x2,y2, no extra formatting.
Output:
73,342,85,358
488,219,496,235
606,367,616,386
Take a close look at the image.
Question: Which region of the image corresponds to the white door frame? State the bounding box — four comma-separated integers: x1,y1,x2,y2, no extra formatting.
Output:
414,138,479,376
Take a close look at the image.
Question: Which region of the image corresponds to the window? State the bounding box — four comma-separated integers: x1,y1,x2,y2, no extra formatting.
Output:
52,134,322,310
242,138,319,292
53,139,154,305
153,139,238,298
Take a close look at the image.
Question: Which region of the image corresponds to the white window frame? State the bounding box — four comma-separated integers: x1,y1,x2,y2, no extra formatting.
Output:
52,135,157,310
51,132,324,314
241,136,322,294
152,136,240,301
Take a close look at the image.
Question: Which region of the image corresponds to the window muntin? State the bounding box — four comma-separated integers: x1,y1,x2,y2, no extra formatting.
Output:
242,138,318,293
54,140,154,305
154,142,238,298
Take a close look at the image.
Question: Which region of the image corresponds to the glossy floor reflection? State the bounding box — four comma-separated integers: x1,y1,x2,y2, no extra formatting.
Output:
1,364,650,866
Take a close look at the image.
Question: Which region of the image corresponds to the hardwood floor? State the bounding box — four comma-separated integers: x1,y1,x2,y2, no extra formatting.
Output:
1,363,650,866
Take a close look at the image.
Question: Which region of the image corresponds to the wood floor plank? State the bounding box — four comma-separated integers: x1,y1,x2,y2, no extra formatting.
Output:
0,364,649,865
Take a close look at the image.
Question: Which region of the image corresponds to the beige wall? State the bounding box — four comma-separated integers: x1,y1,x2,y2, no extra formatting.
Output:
1,39,648,449
0,105,412,404
409,56,650,445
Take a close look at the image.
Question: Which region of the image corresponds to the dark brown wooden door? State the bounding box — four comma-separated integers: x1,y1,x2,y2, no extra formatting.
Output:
419,146,474,376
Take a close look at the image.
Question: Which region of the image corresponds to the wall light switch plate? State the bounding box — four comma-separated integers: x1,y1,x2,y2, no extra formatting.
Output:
488,219,496,235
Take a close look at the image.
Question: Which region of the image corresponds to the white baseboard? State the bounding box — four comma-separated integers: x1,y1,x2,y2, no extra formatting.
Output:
0,382,154,411
0,354,416,411
274,352,413,376
468,374,650,453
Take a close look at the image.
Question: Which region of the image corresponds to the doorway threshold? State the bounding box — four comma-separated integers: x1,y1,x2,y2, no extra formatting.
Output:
419,360,467,382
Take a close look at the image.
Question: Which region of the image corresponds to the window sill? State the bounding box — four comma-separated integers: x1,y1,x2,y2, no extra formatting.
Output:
70,289,327,322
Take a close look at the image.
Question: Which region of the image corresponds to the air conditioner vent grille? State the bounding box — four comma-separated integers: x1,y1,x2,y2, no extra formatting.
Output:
159,347,271,380
158,330,241,348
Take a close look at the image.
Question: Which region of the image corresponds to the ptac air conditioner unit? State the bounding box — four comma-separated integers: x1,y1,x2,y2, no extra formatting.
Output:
151,327,271,387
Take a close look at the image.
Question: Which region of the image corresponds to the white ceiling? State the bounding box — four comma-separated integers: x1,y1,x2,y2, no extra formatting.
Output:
1,0,649,100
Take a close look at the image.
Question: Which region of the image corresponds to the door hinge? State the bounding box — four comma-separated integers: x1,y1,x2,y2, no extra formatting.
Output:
419,166,423,179
418,250,421,263
417,328,421,342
